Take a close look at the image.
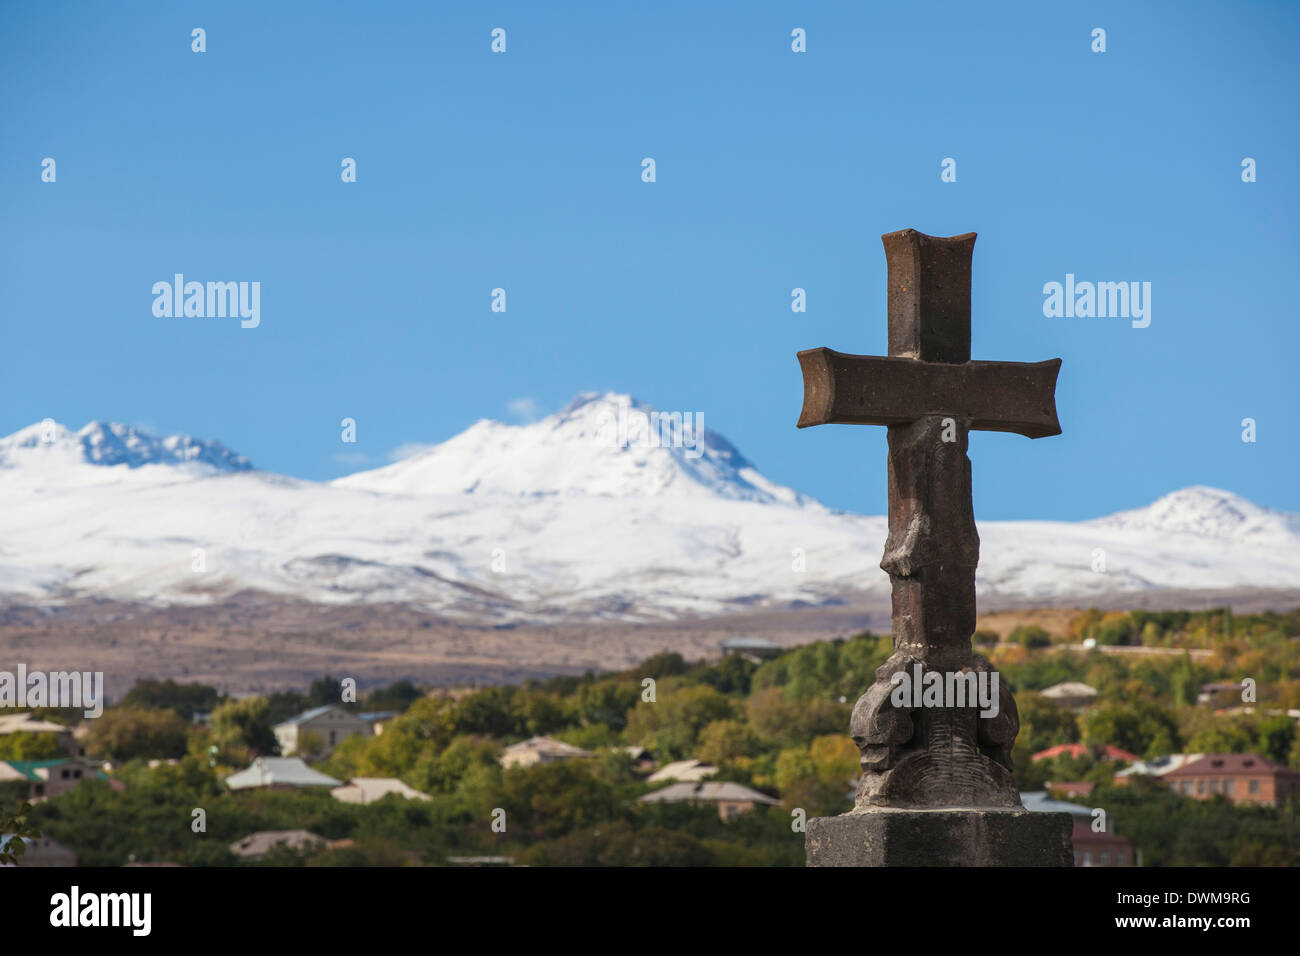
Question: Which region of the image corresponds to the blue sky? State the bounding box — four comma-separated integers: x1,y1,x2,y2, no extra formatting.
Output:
2,1,1297,520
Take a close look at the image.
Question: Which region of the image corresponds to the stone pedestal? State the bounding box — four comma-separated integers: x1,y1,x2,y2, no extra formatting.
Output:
805,808,1074,867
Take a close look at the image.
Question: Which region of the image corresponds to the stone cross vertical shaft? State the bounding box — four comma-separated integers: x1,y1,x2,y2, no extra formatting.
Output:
797,229,1062,812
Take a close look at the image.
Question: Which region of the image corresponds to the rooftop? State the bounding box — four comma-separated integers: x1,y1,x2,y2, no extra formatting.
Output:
646,759,718,784
500,736,595,759
719,636,782,651
638,781,778,806
1040,682,1098,699
1020,791,1093,817
1163,753,1299,778
274,704,365,728
1114,753,1204,778
229,829,325,858
0,713,71,735
1032,743,1139,763
225,757,341,790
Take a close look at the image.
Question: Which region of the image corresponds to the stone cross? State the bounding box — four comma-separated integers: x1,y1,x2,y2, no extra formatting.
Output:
797,229,1062,812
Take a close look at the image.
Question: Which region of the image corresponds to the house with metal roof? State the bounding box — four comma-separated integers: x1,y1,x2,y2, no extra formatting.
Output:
331,777,430,804
499,736,595,768
1,757,111,803
646,758,717,784
229,829,326,860
225,757,341,791
272,704,371,757
1039,682,1098,710
0,832,77,867
719,636,784,661
638,781,779,820
0,713,79,756
1021,790,1135,867
1113,752,1204,784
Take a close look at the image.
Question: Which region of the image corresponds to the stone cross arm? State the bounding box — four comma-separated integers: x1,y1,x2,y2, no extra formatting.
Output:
796,349,1062,439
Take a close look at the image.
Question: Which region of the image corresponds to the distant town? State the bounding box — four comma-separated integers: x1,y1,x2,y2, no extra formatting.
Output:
3,606,1298,867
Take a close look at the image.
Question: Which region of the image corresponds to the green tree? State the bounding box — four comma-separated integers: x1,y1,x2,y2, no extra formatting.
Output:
1015,692,1080,754
364,680,422,713
494,762,624,838
569,679,641,731
0,731,67,761
523,821,714,866
308,675,345,708
696,719,761,765
773,734,858,816
82,708,190,761
1010,625,1051,649
624,684,736,760
1080,701,1180,758
745,687,848,746
1256,714,1296,765
210,697,279,758
0,800,38,865
120,678,221,721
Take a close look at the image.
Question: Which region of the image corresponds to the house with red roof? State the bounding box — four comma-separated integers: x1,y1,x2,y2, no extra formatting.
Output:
1031,743,1139,763
1162,753,1300,807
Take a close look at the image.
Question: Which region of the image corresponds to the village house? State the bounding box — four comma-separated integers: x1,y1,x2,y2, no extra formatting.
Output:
638,781,779,821
229,829,326,860
1198,681,1248,707
619,745,656,770
0,832,77,866
719,636,783,663
1031,743,1139,764
0,757,116,803
1161,753,1300,807
331,777,431,804
0,712,80,755
357,710,398,736
1039,682,1098,711
1022,791,1135,867
499,736,594,768
1112,753,1204,786
225,757,341,792
646,758,717,784
273,705,371,757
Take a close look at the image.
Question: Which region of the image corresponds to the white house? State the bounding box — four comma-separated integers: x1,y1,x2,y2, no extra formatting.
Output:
273,705,371,757
647,759,717,784
225,757,341,791
331,777,430,804
638,781,778,820
499,736,594,768
229,829,326,860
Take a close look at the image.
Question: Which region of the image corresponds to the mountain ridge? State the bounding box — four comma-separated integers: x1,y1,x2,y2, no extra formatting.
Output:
1,395,1296,621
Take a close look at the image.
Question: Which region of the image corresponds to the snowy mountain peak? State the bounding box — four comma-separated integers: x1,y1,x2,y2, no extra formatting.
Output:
0,420,252,475
0,404,1297,618
1088,486,1294,539
336,392,812,506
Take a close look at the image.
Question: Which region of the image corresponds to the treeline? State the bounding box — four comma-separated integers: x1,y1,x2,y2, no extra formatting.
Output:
15,607,1300,866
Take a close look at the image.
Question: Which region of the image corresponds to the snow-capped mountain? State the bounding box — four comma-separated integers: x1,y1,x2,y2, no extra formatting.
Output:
336,392,811,506
0,420,250,488
0,395,1296,621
